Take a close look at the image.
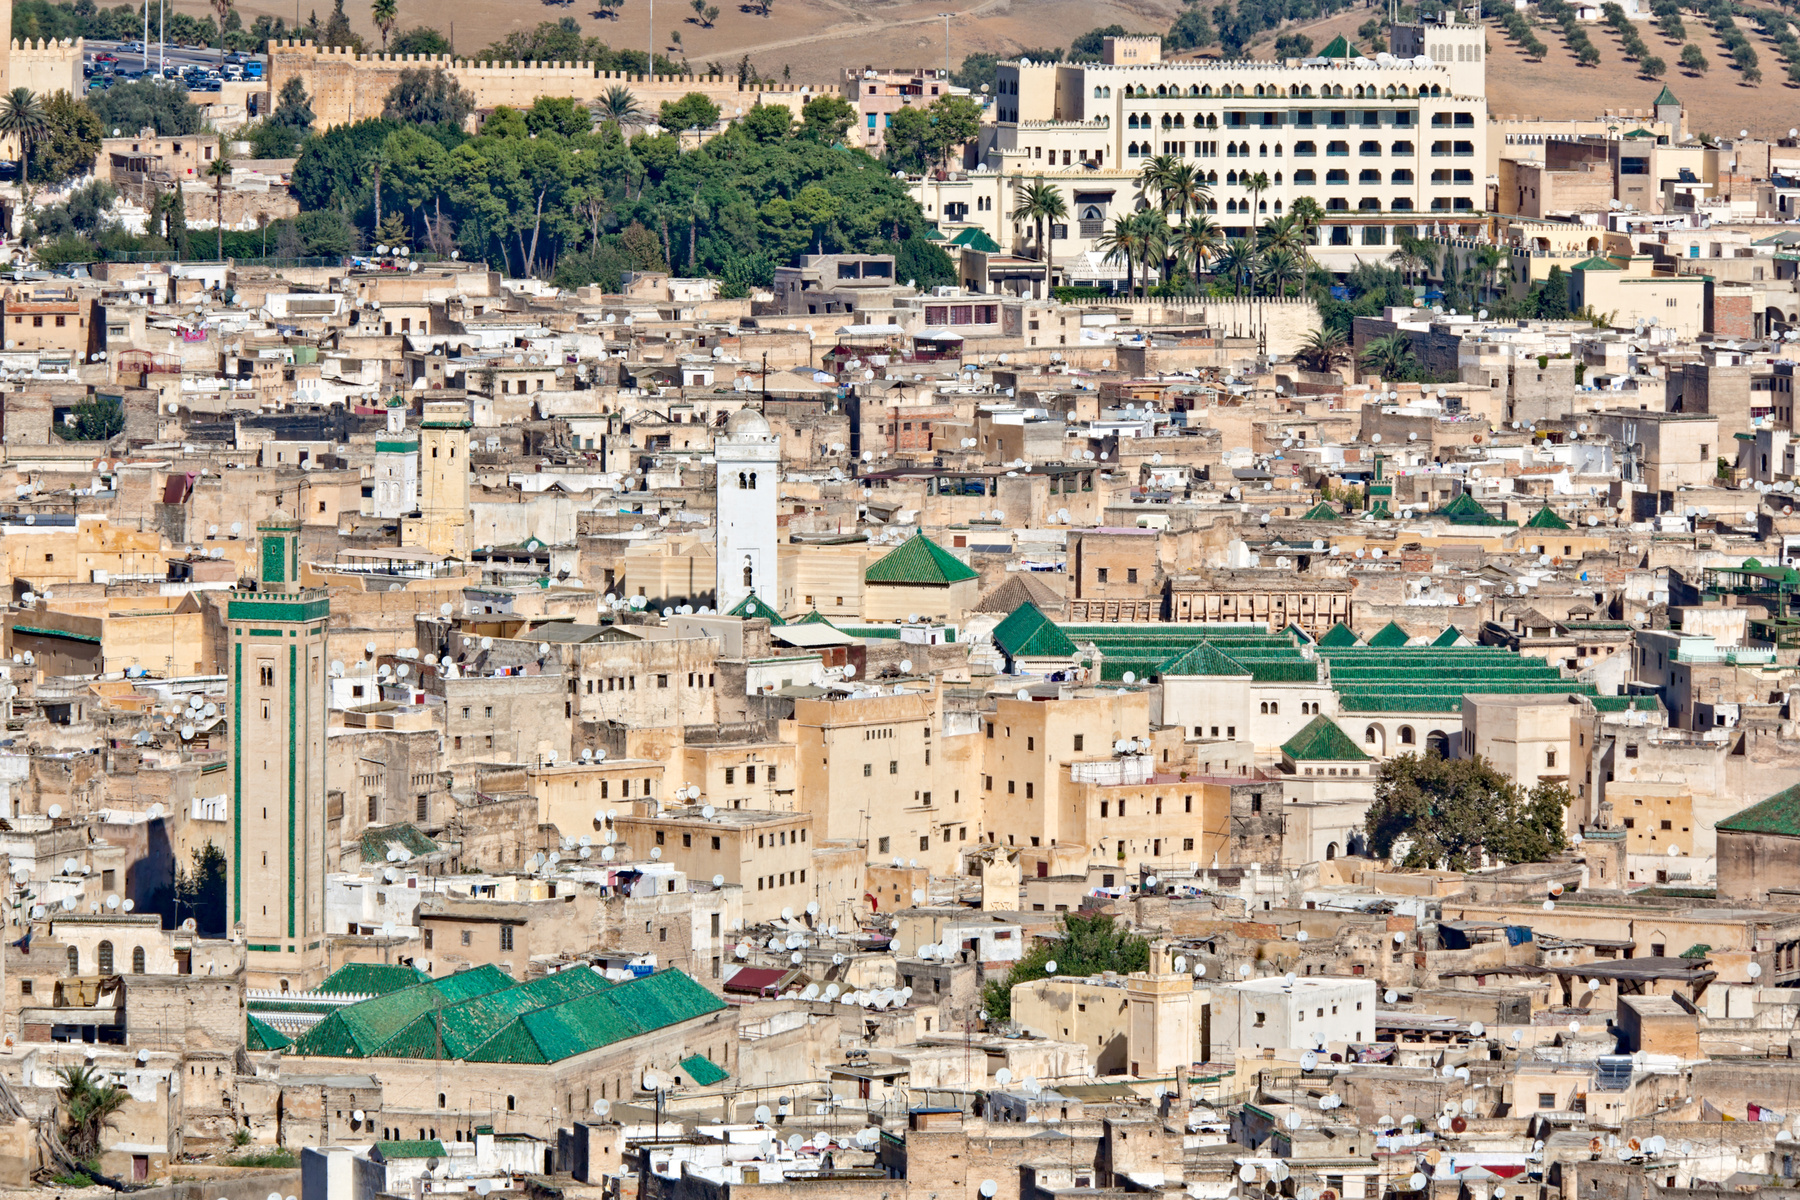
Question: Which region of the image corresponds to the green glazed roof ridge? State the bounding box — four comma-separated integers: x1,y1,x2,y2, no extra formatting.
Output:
992,602,1079,659
1717,783,1800,837
865,531,979,585
1367,620,1412,648
1300,500,1341,521
1524,504,1572,530
1318,623,1360,647
1281,715,1371,762
727,590,786,624
1156,640,1250,677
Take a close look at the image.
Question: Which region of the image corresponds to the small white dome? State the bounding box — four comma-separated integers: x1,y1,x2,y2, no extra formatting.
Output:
725,407,771,440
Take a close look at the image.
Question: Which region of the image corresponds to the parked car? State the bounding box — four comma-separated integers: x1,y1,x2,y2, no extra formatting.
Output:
223,63,243,80
243,59,264,79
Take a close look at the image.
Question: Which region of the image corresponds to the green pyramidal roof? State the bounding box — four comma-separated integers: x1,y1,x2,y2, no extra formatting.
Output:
1317,33,1363,57
792,608,839,628
247,1013,292,1051
992,602,1078,659
314,962,434,996
1281,715,1370,762
1367,621,1412,648
1431,626,1465,648
1318,622,1360,647
1718,783,1800,838
1524,504,1572,530
1300,500,1341,521
727,590,786,624
866,532,979,585
1572,255,1623,271
1433,491,1508,525
1654,83,1679,105
680,1053,730,1086
1157,641,1250,677
948,227,1003,253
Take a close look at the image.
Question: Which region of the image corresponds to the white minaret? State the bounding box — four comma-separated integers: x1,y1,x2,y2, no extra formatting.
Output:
715,407,780,615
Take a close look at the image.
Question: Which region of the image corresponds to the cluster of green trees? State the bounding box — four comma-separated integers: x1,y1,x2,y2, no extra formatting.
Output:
1537,0,1602,65
980,912,1150,1023
1493,5,1549,58
272,80,946,289
1364,753,1571,872
1651,0,1687,42
881,93,981,174
1758,8,1800,85
1705,1,1762,80
1601,1,1666,74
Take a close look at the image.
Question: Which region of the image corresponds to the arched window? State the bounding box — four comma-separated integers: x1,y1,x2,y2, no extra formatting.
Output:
748,471,756,489
1399,726,1416,745
1326,842,1339,860
131,946,145,974
97,941,113,975
742,558,754,589
737,472,747,489
1259,702,1268,714
1188,84,1200,96
1269,701,1279,714
1094,85,1105,98
66,946,78,975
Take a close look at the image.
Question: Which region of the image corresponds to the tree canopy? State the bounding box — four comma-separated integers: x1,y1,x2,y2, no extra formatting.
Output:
981,911,1151,1022
1364,753,1570,871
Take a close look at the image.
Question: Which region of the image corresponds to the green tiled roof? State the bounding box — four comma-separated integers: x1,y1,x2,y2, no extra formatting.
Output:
1317,33,1363,57
1716,784,1800,838
288,968,726,1065
727,591,786,624
679,1053,730,1086
992,602,1078,659
1366,621,1412,648
1431,626,1465,648
1157,641,1249,677
1299,500,1341,521
314,962,433,997
358,823,440,864
1572,256,1622,271
1654,83,1679,105
1588,695,1661,714
949,227,1003,253
1433,491,1510,526
1281,715,1370,762
373,1140,447,1161
792,608,839,627
1318,623,1360,648
866,532,978,586
1320,645,1595,713
246,1014,291,1051
1524,504,1571,530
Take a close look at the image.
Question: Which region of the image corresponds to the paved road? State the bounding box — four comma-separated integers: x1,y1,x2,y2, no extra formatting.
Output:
84,38,265,78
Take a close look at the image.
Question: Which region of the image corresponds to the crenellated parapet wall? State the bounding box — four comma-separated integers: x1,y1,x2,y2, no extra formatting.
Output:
7,36,83,103
267,39,828,131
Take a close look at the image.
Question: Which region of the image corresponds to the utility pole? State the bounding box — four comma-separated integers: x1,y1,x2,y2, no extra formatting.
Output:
937,12,952,80
649,0,655,76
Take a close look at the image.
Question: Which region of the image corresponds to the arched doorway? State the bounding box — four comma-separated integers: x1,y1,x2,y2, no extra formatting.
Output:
1426,730,1450,758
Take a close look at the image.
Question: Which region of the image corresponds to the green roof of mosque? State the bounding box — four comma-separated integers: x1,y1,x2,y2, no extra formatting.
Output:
1281,716,1370,762
727,591,786,624
1317,623,1361,648
286,968,725,1064
313,962,434,997
1433,491,1510,525
679,1053,730,1086
246,1014,292,1051
1431,626,1465,648
866,532,979,585
1317,33,1363,57
791,608,839,627
373,1141,447,1162
992,602,1079,659
949,228,1003,253
1717,783,1800,838
1622,127,1656,139
1300,500,1342,521
358,823,439,865
1366,621,1412,648
1653,83,1679,105
1156,641,1250,677
1524,504,1572,530
1572,256,1623,271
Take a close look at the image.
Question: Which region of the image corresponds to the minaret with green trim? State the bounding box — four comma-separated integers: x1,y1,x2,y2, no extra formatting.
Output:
228,512,330,988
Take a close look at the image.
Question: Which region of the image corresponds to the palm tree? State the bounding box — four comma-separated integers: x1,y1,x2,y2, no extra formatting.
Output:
1360,332,1417,382
206,138,231,261
595,85,645,127
1258,246,1303,299
1295,327,1349,373
1013,180,1068,288
1389,231,1437,287
1172,214,1222,282
1212,237,1259,299
1473,244,1508,301
0,89,48,207
1289,195,1325,244
57,1065,128,1163
1097,210,1165,299
213,0,234,69
1243,170,1271,223
1257,213,1308,258
1131,209,1169,295
371,0,397,50
1136,154,1183,213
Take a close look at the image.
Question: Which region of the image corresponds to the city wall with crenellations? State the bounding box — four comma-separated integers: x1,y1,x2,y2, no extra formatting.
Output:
268,40,828,130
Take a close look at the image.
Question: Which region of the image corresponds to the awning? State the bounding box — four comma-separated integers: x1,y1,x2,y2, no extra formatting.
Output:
917,328,965,341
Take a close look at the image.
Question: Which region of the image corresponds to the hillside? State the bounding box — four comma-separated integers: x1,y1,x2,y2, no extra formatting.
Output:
174,0,1184,80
